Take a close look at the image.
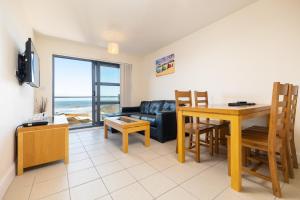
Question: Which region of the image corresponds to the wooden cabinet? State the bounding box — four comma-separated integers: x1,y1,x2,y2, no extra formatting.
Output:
17,115,69,175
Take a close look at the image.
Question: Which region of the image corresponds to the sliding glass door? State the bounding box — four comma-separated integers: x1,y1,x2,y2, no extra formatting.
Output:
53,55,120,128
92,62,120,125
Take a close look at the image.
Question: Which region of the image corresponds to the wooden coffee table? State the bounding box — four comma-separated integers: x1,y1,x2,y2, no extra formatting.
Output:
104,116,150,153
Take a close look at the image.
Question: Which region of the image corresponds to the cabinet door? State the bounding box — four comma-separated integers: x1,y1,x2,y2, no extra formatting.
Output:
23,127,66,167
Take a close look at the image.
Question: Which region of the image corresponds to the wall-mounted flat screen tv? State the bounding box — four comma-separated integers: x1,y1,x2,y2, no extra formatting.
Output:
16,38,40,88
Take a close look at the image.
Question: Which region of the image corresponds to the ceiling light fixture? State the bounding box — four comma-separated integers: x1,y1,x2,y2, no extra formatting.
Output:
107,42,119,55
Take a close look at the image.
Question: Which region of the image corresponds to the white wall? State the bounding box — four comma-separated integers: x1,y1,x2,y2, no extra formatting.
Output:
0,0,34,198
140,0,300,153
34,33,143,116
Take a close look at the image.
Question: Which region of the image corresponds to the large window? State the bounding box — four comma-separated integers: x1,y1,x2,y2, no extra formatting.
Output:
53,56,120,128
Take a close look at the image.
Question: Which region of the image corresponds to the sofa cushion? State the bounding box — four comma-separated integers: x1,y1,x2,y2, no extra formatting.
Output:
140,114,157,127
148,101,164,115
140,101,151,114
162,100,176,112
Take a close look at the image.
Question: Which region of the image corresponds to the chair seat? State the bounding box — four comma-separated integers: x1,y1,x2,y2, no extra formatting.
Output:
227,131,281,152
242,132,269,151
243,126,268,133
241,131,282,152
185,123,214,133
244,126,295,142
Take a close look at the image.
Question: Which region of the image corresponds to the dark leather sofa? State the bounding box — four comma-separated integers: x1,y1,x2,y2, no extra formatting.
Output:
109,100,177,143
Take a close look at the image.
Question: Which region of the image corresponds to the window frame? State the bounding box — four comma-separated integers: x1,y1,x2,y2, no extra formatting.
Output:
52,54,121,129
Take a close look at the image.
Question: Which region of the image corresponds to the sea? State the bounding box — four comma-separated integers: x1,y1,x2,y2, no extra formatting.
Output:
55,98,92,115
54,97,119,115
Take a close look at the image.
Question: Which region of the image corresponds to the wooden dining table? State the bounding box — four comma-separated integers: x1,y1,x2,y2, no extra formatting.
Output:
177,104,270,192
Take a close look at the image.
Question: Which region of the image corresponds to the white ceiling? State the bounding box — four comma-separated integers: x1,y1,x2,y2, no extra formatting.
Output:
21,0,257,55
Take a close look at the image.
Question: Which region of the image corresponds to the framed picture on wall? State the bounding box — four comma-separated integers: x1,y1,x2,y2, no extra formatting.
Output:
155,54,175,77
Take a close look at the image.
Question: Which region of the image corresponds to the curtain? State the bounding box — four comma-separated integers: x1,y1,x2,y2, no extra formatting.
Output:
120,63,132,107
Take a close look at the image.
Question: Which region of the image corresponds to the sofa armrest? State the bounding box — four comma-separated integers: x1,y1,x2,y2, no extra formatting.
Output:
155,111,177,142
121,106,140,113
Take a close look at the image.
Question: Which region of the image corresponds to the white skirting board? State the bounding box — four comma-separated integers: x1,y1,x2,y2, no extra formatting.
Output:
0,164,15,199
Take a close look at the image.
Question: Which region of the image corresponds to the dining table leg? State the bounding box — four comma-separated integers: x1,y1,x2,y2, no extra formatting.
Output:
230,116,242,192
177,110,186,163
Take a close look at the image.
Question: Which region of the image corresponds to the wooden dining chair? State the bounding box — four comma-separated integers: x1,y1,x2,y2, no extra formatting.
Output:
243,84,299,178
175,90,214,162
194,91,229,154
227,82,290,198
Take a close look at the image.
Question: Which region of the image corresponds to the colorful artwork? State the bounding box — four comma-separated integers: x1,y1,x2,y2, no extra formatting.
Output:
155,54,175,77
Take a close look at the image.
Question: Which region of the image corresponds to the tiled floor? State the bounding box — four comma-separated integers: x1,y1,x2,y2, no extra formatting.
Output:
4,127,300,200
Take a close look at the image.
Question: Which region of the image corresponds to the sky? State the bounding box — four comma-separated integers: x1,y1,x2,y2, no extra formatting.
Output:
54,57,120,97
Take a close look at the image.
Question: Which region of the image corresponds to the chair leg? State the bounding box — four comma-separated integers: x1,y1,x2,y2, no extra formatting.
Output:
220,126,228,145
227,137,231,176
286,140,295,179
241,147,251,167
290,137,299,168
205,132,209,143
215,129,219,154
268,151,282,198
176,137,178,153
280,146,290,183
189,133,193,149
246,148,251,166
255,149,260,157
242,147,247,167
209,131,214,156
195,132,200,162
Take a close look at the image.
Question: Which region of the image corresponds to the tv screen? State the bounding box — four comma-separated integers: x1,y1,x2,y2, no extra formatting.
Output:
25,38,40,88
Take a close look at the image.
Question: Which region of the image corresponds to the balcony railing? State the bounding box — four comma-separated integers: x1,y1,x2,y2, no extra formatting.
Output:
54,96,120,128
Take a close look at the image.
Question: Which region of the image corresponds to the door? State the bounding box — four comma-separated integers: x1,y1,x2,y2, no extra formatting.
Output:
92,62,121,125
53,56,93,129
